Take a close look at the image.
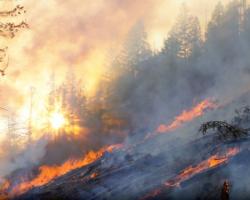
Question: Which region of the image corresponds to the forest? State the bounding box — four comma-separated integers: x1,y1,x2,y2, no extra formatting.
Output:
1,1,250,200
12,0,250,164
93,0,250,140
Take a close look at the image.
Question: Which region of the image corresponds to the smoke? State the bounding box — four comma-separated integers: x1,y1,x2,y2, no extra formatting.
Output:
2,1,250,199
92,0,250,198
0,0,233,104
0,137,48,177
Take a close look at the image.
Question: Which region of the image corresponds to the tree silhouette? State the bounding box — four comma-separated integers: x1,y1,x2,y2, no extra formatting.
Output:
116,21,152,75
163,4,202,62
205,1,242,62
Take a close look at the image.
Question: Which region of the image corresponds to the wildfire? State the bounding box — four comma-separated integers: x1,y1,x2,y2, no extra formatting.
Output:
165,148,239,187
7,144,123,197
157,99,217,133
142,148,239,200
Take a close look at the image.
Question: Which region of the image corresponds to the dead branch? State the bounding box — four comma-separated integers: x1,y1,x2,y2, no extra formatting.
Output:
199,121,249,140
0,21,29,38
0,5,26,17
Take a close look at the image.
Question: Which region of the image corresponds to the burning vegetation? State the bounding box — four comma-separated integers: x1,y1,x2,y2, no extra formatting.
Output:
156,99,217,134
9,146,112,196
164,148,240,188
1,0,250,200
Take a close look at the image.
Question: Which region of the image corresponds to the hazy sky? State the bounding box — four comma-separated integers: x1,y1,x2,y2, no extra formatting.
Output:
0,0,233,110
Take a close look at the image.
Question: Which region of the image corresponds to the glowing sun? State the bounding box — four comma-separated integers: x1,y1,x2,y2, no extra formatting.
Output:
50,112,66,129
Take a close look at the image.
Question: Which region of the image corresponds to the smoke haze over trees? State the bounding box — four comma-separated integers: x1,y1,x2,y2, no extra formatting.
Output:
2,1,250,191
36,0,250,165
97,0,250,135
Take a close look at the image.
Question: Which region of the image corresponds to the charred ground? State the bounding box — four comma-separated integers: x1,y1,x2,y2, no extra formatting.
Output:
12,106,250,200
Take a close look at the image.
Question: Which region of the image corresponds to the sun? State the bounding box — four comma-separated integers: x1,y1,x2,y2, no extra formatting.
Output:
49,112,66,130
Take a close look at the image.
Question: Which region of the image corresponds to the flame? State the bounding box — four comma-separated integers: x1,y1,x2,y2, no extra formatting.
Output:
0,180,10,191
165,148,239,187
0,180,10,200
106,143,124,152
142,148,239,200
157,99,217,133
9,144,123,196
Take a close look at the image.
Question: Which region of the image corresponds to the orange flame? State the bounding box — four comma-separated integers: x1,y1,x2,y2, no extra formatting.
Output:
157,99,217,133
9,144,123,197
0,180,10,200
165,147,239,187
142,148,239,200
0,180,10,192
